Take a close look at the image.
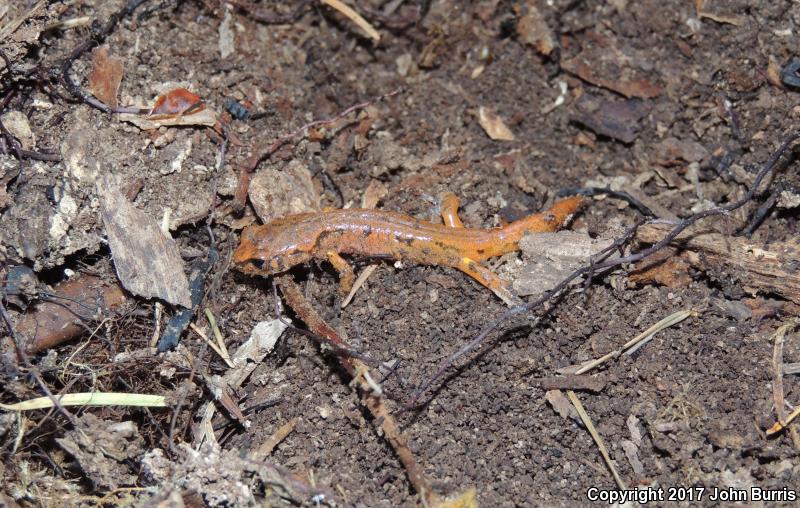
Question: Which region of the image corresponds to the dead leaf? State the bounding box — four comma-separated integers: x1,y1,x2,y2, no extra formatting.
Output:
516,1,554,55
545,389,580,422
87,46,124,108
98,176,192,307
477,106,515,141
652,137,709,166
571,94,651,144
767,56,783,88
562,57,662,99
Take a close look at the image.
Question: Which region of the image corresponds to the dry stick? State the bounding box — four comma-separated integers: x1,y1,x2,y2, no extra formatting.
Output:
321,0,380,41
408,132,800,407
276,276,440,506
234,88,401,213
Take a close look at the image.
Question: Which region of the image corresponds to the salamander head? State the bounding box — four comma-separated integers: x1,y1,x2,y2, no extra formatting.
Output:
234,223,314,276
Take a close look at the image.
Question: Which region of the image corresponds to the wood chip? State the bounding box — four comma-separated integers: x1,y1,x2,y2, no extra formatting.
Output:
119,107,217,130
477,106,515,141
545,389,579,421
513,231,614,297
698,10,743,26
361,180,388,209
629,249,692,288
98,176,192,307
636,223,800,305
0,110,35,150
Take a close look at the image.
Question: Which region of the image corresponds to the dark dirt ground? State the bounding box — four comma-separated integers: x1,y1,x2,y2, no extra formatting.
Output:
2,0,800,506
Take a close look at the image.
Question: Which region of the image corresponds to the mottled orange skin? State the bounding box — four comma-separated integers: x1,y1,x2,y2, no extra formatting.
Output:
234,195,584,305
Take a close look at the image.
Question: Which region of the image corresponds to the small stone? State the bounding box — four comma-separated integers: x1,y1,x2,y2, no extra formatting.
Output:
1,111,35,150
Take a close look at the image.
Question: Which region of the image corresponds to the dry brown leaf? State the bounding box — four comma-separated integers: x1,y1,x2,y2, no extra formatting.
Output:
562,57,662,99
87,46,124,108
767,56,783,87
477,106,515,141
516,1,554,55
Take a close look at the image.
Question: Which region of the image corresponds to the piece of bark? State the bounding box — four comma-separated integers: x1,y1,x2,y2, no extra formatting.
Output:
629,248,692,288
636,223,800,304
17,273,127,353
571,94,651,144
562,57,662,99
512,231,614,297
98,177,192,307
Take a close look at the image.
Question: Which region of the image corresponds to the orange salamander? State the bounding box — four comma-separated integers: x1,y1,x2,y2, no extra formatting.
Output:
234,193,584,306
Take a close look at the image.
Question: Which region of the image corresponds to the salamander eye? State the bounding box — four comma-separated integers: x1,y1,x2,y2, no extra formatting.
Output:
250,259,266,270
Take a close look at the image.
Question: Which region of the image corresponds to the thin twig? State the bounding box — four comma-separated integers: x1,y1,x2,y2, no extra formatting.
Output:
408,132,800,407
276,276,440,505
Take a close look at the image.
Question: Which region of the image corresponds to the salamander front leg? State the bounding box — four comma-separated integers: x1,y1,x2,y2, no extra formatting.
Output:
326,251,355,296
456,257,523,307
439,192,464,228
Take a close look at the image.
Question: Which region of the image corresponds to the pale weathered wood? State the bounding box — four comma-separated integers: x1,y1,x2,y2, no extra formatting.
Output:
98,176,192,307
636,223,800,304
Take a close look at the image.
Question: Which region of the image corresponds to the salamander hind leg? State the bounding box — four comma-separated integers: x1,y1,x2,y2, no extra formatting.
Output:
326,251,355,296
439,192,464,228
456,257,523,307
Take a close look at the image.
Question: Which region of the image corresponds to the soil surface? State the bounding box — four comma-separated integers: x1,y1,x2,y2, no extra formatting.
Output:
2,1,800,506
